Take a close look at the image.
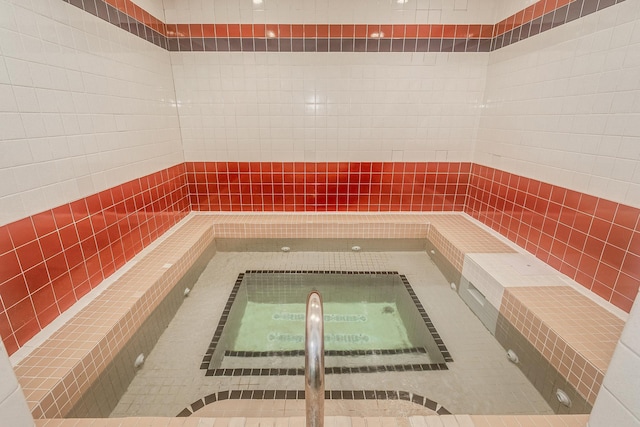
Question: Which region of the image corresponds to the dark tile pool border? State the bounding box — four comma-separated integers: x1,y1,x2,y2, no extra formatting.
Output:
225,346,428,357
200,270,453,375
177,388,451,417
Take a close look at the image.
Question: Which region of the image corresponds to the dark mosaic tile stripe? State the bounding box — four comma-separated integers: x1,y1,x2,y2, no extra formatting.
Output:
204,363,447,377
65,0,626,52
246,270,398,274
399,274,453,362
166,37,492,52
225,347,428,358
178,389,450,417
65,0,628,53
63,0,168,50
199,273,243,369
494,0,627,51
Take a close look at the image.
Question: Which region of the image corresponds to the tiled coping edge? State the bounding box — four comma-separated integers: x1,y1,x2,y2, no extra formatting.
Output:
14,216,214,418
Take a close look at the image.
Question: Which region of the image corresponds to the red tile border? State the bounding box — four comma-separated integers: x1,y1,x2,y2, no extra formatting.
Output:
66,0,624,52
466,164,640,313
2,160,638,356
0,165,189,355
185,162,470,212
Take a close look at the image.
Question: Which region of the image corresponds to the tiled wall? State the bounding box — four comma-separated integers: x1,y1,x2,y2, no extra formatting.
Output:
162,0,499,25
0,0,637,348
172,52,487,163
467,164,639,313
128,0,165,22
0,165,189,355
476,0,640,208
590,296,640,426
163,0,619,53
475,3,640,422
0,0,183,227
3,159,637,357
0,343,31,425
186,162,470,211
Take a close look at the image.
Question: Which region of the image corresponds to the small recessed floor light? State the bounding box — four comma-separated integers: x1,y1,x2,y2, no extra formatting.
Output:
252,0,263,4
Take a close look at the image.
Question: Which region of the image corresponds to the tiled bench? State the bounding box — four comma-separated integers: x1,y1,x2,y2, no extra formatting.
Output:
430,222,626,411
499,286,624,407
13,216,214,418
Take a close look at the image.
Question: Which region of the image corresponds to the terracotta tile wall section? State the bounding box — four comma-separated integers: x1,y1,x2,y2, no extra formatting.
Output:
500,286,625,405
186,162,470,212
0,165,189,356
466,164,640,313
13,216,213,418
63,0,626,52
2,161,639,358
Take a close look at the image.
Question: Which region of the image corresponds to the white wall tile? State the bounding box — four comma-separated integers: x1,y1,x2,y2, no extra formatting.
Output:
620,289,640,358
0,0,184,227
589,285,640,426
133,0,166,21
0,387,33,427
590,387,640,427
174,52,488,163
597,343,640,420
475,2,640,207
0,342,32,427
162,0,497,24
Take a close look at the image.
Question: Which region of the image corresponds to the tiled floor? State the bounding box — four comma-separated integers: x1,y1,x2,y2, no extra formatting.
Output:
110,250,552,418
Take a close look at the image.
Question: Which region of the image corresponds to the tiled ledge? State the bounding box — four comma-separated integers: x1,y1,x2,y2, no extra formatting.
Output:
13,216,214,418
500,286,625,406
460,252,626,407
33,414,590,426
205,212,515,271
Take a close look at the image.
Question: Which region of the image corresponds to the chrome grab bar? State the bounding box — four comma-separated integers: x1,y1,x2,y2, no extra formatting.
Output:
305,291,325,427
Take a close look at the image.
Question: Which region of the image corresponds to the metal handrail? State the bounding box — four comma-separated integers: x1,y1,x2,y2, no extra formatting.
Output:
305,291,324,427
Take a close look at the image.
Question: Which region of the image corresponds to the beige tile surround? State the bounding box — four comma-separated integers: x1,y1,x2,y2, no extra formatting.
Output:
14,213,623,426
500,287,624,405
33,414,591,427
14,217,215,419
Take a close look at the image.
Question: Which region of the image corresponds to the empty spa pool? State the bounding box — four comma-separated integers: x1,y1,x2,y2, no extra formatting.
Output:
110,248,554,418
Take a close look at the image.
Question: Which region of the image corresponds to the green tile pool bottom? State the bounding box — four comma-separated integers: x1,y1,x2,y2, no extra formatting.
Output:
233,301,412,352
